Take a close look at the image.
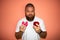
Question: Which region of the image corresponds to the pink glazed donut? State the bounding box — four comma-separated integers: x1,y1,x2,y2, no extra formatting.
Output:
22,21,28,27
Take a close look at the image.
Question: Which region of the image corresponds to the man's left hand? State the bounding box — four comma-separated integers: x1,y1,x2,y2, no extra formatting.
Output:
33,24,41,33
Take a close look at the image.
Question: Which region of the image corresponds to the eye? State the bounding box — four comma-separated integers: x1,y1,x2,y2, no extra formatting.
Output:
27,10,29,12
31,10,34,12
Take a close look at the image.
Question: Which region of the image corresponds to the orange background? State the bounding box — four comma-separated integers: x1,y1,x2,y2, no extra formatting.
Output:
0,0,60,40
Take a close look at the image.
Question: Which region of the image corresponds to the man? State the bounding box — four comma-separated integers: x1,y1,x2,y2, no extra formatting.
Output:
15,3,47,40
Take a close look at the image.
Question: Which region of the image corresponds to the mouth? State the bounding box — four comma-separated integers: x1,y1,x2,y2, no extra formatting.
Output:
28,14,33,17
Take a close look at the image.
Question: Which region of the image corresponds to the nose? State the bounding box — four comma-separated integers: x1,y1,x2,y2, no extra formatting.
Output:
29,11,33,14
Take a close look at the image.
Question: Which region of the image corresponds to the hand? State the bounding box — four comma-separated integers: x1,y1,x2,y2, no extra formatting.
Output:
20,24,26,32
33,24,41,33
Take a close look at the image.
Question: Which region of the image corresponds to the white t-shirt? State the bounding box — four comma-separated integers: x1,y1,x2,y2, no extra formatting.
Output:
15,16,46,40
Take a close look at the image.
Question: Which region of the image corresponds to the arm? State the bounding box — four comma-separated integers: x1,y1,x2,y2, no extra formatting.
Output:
15,25,26,40
15,31,23,39
37,29,47,39
33,23,47,39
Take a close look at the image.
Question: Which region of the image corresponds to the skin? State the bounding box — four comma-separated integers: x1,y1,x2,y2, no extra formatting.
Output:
15,6,47,40
15,25,26,40
33,24,47,38
25,7,35,18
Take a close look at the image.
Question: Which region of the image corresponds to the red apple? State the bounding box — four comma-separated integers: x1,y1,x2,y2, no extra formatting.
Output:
33,22,39,27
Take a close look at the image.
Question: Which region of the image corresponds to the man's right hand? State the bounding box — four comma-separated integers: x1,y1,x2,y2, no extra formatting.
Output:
15,25,26,39
20,25,26,32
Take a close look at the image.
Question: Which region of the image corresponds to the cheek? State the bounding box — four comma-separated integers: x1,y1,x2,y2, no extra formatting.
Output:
26,12,29,15
25,12,35,16
31,12,33,14
32,12,35,15
25,12,29,16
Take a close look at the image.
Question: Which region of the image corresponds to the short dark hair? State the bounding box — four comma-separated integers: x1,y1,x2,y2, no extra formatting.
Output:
25,3,35,11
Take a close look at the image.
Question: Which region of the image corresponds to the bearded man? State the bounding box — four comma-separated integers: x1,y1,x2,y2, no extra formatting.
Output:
15,3,47,40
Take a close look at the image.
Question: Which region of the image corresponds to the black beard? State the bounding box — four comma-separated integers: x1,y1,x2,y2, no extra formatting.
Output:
26,15,35,21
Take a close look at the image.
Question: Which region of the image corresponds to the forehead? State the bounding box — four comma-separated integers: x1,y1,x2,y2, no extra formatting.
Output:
26,7,34,11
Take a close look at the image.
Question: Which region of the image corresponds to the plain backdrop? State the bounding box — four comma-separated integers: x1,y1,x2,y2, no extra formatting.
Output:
0,0,60,40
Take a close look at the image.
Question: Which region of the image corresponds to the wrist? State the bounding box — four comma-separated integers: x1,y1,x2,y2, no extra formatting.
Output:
37,29,42,34
20,29,24,33
19,30,24,33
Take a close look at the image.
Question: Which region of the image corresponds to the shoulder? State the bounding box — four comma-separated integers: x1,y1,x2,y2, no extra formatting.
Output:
35,16,44,22
17,17,26,24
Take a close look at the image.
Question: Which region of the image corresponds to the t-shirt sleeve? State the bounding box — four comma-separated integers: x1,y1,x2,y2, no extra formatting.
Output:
15,20,21,32
39,20,46,31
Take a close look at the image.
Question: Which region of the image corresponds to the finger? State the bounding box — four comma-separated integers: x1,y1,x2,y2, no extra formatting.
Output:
20,25,24,29
23,27,26,29
34,25,40,29
33,25,38,30
33,25,36,28
36,24,39,27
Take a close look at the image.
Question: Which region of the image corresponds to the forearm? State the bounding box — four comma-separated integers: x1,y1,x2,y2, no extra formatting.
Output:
39,31,47,38
37,29,47,38
15,31,23,39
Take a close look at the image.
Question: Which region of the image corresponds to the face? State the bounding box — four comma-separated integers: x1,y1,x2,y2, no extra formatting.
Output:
25,6,35,21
